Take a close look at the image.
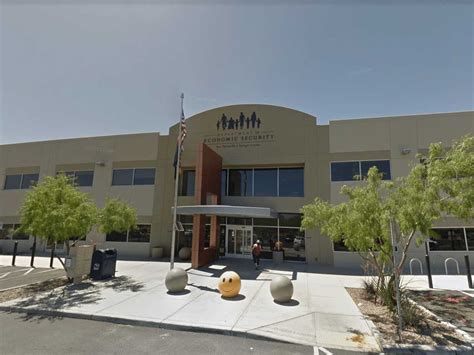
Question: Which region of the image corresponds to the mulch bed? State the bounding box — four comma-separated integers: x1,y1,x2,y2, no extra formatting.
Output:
347,287,472,347
0,277,69,304
407,290,474,338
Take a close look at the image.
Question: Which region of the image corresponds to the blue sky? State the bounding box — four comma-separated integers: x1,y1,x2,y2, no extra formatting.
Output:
1,1,473,144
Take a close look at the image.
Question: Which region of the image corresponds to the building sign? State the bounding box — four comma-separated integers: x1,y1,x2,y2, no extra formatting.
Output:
203,111,275,149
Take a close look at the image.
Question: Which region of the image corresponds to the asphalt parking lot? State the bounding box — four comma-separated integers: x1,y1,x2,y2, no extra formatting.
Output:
0,265,65,291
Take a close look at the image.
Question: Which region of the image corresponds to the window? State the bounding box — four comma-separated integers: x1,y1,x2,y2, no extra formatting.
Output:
466,228,474,251
112,168,155,186
429,228,466,251
58,170,94,187
106,224,151,243
106,230,127,242
0,224,29,240
253,226,278,258
228,169,253,196
112,169,133,185
180,170,195,196
221,170,227,196
128,225,151,243
133,168,155,185
331,162,360,182
4,175,22,190
331,160,391,182
4,173,39,190
279,168,304,197
278,213,301,227
254,169,277,196
361,160,391,180
279,228,305,261
333,240,349,251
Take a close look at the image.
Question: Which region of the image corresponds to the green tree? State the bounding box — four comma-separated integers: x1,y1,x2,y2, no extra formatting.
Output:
98,198,137,235
301,135,474,306
18,176,138,272
18,174,98,267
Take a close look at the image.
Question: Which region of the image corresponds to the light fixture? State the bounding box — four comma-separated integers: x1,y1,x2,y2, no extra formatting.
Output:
95,161,106,167
400,147,411,155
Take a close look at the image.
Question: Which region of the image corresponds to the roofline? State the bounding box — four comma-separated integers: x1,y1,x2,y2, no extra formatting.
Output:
327,110,473,124
0,131,160,147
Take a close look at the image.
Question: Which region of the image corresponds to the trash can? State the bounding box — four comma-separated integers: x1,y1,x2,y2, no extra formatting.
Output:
90,249,117,280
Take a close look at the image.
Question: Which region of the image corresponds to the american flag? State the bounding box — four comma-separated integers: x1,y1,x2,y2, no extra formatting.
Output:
173,107,187,177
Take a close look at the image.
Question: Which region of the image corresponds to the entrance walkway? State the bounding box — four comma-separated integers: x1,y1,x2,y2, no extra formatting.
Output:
0,258,471,352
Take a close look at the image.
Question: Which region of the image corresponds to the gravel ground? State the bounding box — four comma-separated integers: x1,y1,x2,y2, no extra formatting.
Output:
347,287,471,347
0,277,68,303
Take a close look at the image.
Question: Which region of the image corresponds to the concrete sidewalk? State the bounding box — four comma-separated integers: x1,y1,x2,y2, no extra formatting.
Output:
0,257,471,352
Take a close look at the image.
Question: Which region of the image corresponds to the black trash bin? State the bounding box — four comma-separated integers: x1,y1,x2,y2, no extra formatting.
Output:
90,249,117,280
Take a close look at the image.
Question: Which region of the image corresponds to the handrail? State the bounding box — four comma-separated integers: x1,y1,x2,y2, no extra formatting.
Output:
444,258,460,275
409,258,423,275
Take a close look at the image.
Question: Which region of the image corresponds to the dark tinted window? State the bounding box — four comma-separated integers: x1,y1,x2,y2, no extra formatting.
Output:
221,170,227,196
112,169,133,186
279,228,305,261
227,217,252,225
279,168,304,197
0,224,14,240
429,228,466,251
253,218,278,226
333,240,349,251
466,228,474,251
106,230,127,242
133,168,155,185
278,213,301,227
331,162,360,182
254,169,277,196
128,225,151,243
20,174,39,189
180,170,195,196
74,171,94,187
361,160,391,180
228,169,253,196
4,175,22,190
253,226,278,258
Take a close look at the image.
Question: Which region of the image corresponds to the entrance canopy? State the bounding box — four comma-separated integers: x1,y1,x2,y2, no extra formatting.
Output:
173,205,278,219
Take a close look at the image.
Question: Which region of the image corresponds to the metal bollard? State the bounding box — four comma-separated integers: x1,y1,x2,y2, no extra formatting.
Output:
465,254,473,289
425,254,433,289
12,241,18,266
30,240,36,267
50,243,56,268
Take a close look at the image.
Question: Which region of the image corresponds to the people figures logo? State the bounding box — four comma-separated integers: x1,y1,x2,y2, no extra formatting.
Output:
217,112,261,130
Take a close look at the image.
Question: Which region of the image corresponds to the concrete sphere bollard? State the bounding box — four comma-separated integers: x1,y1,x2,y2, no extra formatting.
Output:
178,247,191,260
218,271,241,298
165,268,188,293
270,275,294,303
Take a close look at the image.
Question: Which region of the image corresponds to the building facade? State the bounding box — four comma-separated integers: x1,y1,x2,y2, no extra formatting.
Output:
0,105,473,272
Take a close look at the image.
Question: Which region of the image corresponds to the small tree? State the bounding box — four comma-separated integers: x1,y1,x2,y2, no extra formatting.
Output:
301,135,474,325
18,176,138,273
18,175,98,267
99,198,137,235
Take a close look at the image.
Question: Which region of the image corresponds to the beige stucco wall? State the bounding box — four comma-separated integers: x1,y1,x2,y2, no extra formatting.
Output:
0,106,472,267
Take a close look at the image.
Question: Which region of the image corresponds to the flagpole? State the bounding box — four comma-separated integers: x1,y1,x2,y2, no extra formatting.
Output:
170,93,184,270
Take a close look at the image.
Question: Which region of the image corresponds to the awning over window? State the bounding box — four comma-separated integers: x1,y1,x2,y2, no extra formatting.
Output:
172,205,278,218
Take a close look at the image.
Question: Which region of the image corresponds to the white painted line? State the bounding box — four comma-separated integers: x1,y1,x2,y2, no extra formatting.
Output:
23,268,35,275
460,290,474,298
318,347,333,355
313,346,319,355
0,272,12,279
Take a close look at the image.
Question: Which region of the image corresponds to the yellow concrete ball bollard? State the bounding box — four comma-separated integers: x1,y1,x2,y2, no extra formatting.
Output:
218,271,241,298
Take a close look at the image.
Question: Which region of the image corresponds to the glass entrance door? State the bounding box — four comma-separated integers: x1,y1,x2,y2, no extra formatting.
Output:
226,225,253,258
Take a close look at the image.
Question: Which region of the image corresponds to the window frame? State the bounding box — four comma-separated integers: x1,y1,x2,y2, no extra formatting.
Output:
111,168,155,186
330,159,391,182
57,170,94,187
0,223,30,241
105,224,152,243
428,227,471,252
4,173,39,190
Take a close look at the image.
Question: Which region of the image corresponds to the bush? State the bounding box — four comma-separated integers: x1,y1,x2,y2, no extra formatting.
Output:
363,278,378,301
